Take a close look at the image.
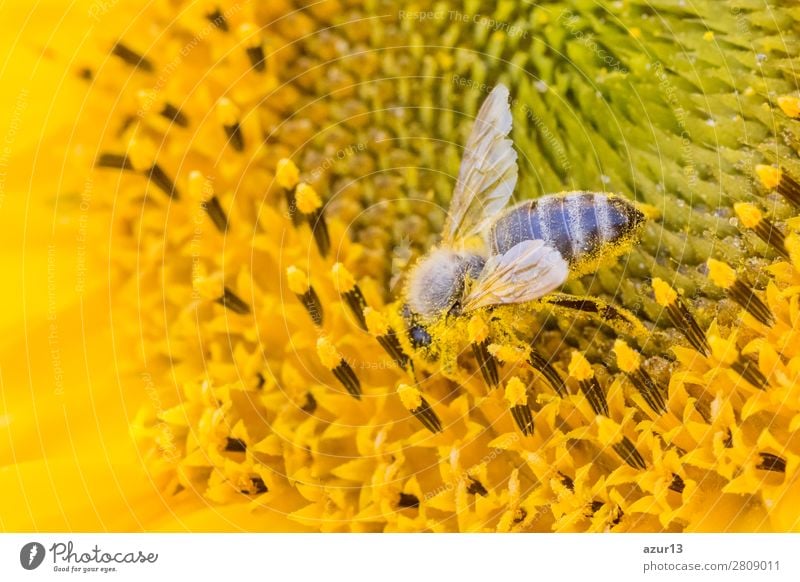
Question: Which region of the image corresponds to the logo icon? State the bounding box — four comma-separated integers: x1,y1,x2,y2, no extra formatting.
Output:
19,542,46,570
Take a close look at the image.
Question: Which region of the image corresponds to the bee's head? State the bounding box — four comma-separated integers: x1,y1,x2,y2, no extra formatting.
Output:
405,248,485,322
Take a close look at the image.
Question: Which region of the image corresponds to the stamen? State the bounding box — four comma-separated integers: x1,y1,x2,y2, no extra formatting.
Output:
527,350,567,397
397,383,442,433
568,352,608,417
613,340,666,414
250,477,268,494
504,377,534,436
206,6,229,31
193,273,249,314
468,315,499,388
466,477,489,497
669,474,686,493
239,24,266,73
364,307,411,371
111,42,153,71
295,183,330,257
397,493,420,508
224,437,247,453
707,259,773,326
757,452,786,473
217,98,245,152
332,263,368,330
160,102,189,127
96,152,133,170
612,436,647,470
287,266,324,326
708,335,768,390
734,203,789,259
652,278,709,355
276,158,302,226
147,164,179,199
301,392,317,413
216,287,251,315
731,357,768,390
188,171,228,232
756,164,800,209
317,337,361,400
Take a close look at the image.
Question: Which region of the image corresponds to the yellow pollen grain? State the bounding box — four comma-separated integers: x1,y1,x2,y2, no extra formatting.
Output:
276,158,299,190
707,259,736,290
613,340,641,374
755,165,782,190
331,263,356,293
629,27,641,39
652,278,678,307
364,307,390,336
187,170,213,202
777,95,800,119
215,97,240,126
286,266,310,295
295,183,323,214
467,315,489,344
397,383,422,411
734,202,763,229
568,351,594,381
316,337,342,370
703,31,714,42
504,377,528,407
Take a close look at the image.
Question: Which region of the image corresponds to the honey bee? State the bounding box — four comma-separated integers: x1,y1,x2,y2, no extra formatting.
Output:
404,84,646,335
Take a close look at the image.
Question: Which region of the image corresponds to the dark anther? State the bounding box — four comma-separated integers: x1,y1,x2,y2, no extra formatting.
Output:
216,287,251,315
466,477,488,497
397,493,420,508
111,42,153,72
224,437,247,453
160,103,189,128
757,453,786,473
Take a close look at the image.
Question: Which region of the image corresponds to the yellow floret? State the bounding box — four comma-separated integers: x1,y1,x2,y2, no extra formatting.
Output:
568,351,594,381
755,164,782,190
276,158,300,190
467,314,489,344
397,383,422,411
777,95,800,119
504,377,528,407
331,262,356,293
652,278,678,307
286,266,310,295
316,337,342,370
707,259,736,290
734,202,763,229
613,340,641,374
295,182,323,214
364,307,389,336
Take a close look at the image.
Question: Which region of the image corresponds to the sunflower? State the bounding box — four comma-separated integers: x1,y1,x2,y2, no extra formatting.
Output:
2,0,799,532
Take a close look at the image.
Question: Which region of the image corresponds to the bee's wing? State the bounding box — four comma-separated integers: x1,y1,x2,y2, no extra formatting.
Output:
461,239,568,312
442,84,518,246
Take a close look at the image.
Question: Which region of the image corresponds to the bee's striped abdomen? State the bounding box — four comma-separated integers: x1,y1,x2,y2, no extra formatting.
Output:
490,192,644,273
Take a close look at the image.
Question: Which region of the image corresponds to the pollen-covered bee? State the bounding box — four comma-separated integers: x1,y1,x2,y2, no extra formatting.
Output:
404,84,647,339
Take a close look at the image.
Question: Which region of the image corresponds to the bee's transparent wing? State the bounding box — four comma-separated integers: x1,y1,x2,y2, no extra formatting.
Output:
461,239,568,311
443,84,518,246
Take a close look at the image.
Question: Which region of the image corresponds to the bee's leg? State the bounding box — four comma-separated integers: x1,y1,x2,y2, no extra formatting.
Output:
538,293,649,338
